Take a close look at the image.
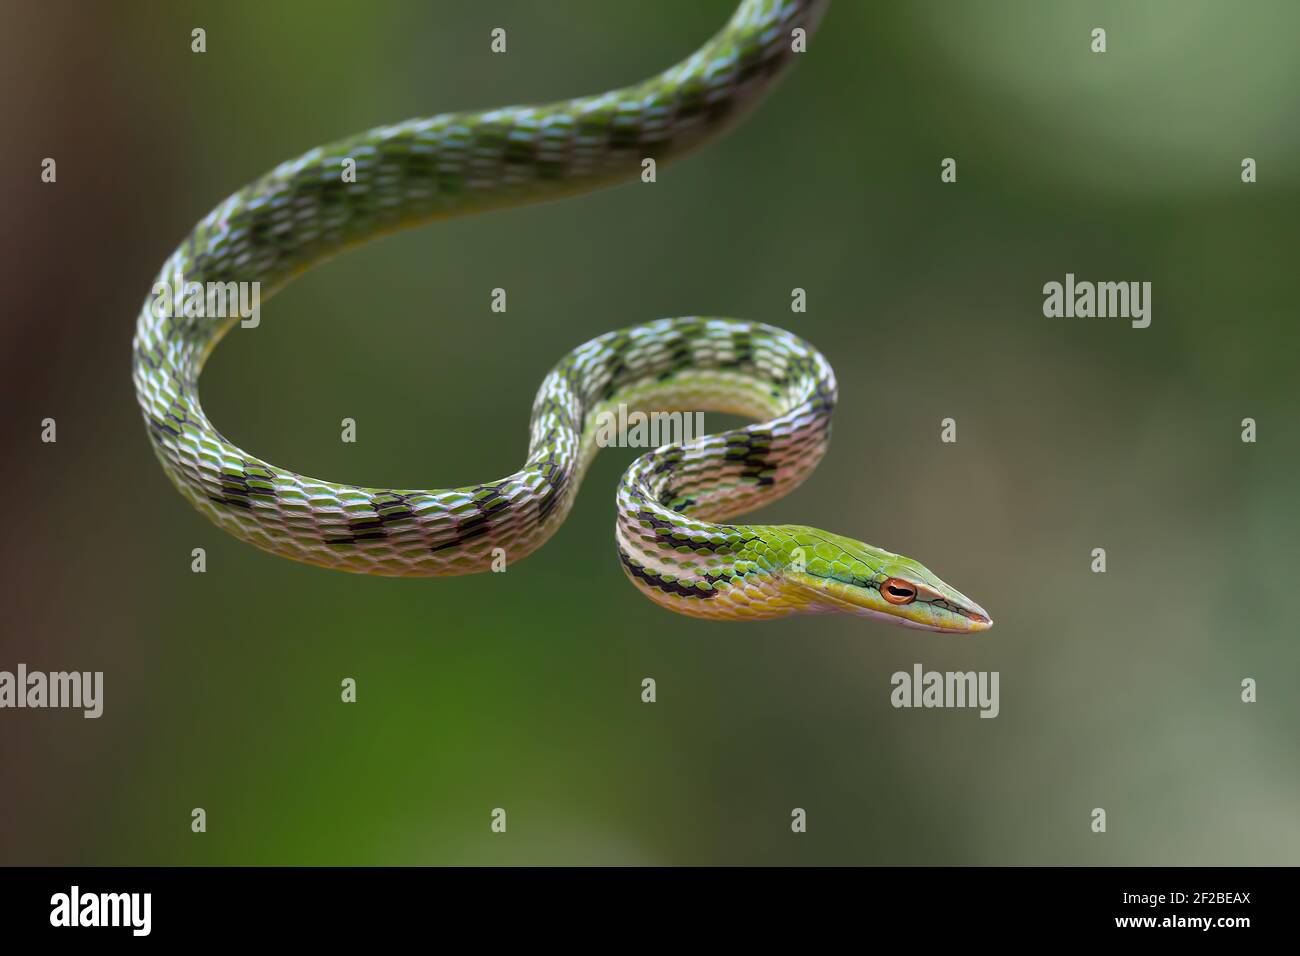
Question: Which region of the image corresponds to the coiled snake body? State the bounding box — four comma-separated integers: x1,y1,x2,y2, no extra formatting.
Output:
132,0,991,632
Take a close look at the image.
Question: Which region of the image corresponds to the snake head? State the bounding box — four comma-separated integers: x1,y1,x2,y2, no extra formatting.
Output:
774,528,993,633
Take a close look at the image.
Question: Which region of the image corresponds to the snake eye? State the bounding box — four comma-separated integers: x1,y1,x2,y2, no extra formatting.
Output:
882,578,917,605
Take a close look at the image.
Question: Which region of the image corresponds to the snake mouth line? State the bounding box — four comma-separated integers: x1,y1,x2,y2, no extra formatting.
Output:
926,598,992,628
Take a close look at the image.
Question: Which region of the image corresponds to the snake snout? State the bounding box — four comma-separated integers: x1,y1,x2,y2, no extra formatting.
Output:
956,604,994,633
926,584,993,634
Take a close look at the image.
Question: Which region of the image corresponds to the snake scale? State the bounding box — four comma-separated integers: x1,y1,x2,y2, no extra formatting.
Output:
131,0,991,632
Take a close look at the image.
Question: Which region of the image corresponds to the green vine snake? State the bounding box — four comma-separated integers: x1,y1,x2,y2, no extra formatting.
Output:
132,0,992,632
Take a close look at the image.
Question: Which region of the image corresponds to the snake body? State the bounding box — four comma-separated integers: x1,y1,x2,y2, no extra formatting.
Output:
132,0,992,632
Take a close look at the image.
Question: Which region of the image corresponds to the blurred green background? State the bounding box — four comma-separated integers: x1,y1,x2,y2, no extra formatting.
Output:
2,0,1297,865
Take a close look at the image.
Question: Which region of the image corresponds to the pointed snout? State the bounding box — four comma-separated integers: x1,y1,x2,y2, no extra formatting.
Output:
952,594,993,633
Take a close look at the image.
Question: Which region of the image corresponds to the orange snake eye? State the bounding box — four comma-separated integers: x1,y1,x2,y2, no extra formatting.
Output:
882,578,917,605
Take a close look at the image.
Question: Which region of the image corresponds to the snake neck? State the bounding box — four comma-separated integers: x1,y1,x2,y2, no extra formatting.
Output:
586,320,837,620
